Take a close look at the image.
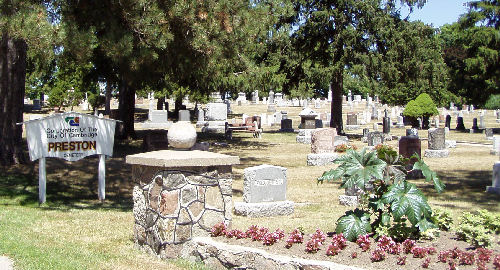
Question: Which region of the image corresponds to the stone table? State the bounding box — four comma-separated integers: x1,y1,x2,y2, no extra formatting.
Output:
126,150,240,257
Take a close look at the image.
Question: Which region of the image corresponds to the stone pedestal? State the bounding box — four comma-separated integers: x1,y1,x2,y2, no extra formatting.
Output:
126,150,239,256
486,161,500,195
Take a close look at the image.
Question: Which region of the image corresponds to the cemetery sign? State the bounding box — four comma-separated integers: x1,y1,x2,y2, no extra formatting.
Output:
24,112,116,161
19,112,119,203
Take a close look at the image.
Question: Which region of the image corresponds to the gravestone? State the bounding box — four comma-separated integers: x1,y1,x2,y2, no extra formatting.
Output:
367,132,384,146
202,103,228,133
497,110,500,123
472,118,479,131
479,114,486,129
396,115,404,128
267,104,276,113
268,91,275,104
280,119,294,132
456,117,466,131
346,113,358,125
424,128,449,158
399,136,421,159
445,115,451,129
299,107,318,129
142,130,169,151
491,136,500,155
33,99,41,110
234,164,294,217
314,119,323,129
307,128,338,166
486,161,500,195
196,108,206,128
383,116,391,134
178,110,190,122
486,128,493,139
406,128,419,137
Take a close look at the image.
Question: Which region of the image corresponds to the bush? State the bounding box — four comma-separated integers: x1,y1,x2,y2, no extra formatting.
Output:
403,93,438,118
415,93,438,117
403,100,422,118
485,94,500,110
431,208,453,231
455,211,496,247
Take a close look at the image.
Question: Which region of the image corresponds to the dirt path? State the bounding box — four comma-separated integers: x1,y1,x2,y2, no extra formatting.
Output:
0,256,14,270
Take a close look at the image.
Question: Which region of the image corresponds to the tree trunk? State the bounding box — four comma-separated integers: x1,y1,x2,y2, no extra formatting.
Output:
104,78,112,115
117,77,136,139
330,69,344,135
0,33,27,165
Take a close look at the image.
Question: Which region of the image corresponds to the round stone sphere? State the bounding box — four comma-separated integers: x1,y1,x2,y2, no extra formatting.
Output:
167,121,197,149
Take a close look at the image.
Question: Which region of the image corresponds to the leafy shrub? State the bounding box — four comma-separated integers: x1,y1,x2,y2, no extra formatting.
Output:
375,144,398,161
318,149,444,241
485,94,500,109
403,100,422,118
415,93,439,117
431,208,454,231
456,212,494,247
403,93,438,118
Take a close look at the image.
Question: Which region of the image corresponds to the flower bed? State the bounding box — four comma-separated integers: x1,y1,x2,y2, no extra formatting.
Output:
209,223,500,270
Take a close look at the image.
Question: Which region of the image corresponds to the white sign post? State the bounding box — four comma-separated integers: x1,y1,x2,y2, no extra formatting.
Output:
18,112,119,204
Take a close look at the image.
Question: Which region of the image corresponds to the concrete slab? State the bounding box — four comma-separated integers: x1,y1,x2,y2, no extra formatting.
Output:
126,150,240,167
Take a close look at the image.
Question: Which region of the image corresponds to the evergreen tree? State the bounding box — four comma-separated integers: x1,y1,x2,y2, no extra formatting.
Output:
291,0,427,134
440,0,500,106
0,0,55,165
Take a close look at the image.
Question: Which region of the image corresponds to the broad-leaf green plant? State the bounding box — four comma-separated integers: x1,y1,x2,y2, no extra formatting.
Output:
318,148,445,241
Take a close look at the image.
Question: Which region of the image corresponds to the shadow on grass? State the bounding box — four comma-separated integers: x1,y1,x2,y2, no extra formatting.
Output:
418,169,499,211
1,129,277,211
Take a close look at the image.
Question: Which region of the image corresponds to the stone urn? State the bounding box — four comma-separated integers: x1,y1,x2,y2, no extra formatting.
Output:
167,121,197,149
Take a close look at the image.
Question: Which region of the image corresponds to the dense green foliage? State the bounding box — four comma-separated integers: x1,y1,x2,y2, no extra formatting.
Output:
439,0,500,106
456,210,500,247
403,93,438,118
318,148,444,241
485,94,500,109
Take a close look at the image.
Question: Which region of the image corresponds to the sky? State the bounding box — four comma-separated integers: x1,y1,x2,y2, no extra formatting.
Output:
400,0,470,28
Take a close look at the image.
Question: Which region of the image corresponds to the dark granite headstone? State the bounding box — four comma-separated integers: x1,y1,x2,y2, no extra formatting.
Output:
315,119,323,129
383,117,391,134
445,115,451,129
456,117,466,130
472,118,479,130
280,119,293,132
399,136,421,159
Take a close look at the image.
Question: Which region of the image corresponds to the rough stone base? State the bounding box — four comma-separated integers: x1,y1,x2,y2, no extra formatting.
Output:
339,195,359,206
306,153,338,166
445,140,457,148
424,149,450,158
486,186,500,195
344,125,359,131
233,201,294,217
181,237,364,270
